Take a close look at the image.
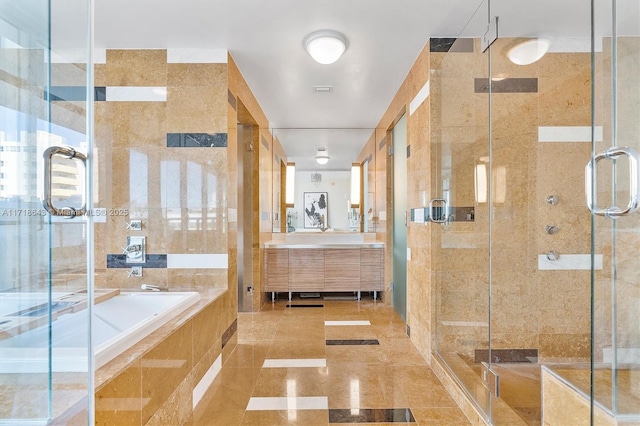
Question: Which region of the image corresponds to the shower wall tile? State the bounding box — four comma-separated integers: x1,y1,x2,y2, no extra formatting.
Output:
538,53,591,126
166,85,227,133
106,49,167,86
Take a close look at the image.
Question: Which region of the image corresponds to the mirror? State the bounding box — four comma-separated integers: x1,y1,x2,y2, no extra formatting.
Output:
271,128,374,232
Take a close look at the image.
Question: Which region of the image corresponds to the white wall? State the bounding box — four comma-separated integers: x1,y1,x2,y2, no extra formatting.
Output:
290,170,351,231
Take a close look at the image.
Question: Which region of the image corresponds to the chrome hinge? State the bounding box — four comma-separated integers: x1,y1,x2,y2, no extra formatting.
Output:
389,145,394,156
481,362,500,397
481,16,499,52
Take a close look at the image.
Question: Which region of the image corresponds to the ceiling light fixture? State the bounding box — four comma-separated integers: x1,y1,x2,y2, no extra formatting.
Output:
508,38,550,65
315,147,330,165
304,30,348,65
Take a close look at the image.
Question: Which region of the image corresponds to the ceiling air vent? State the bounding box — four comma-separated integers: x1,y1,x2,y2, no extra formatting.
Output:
311,172,322,182
313,85,333,93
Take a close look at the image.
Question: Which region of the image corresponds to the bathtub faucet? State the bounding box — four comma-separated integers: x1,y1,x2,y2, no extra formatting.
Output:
122,244,143,255
141,284,164,292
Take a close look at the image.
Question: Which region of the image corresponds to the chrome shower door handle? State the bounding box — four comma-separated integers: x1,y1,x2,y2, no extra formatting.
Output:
43,146,87,218
429,198,448,223
585,146,640,218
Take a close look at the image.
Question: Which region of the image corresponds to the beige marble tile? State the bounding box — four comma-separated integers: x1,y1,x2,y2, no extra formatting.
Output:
141,322,193,424
95,358,142,425
106,49,167,86
252,367,329,397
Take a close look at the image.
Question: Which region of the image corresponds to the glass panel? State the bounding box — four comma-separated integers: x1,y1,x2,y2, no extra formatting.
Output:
593,0,640,422
431,0,492,421
488,1,592,424
0,0,92,423
392,114,407,320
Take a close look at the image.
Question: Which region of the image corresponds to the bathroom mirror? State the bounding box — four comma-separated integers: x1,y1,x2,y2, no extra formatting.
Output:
271,128,374,232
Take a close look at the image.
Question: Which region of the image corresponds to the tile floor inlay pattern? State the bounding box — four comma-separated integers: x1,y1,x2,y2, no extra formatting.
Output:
326,339,380,345
186,297,469,425
286,304,324,308
262,358,327,368
324,320,371,326
328,408,416,423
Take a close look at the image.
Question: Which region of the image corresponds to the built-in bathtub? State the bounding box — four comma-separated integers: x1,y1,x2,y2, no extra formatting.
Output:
0,291,200,374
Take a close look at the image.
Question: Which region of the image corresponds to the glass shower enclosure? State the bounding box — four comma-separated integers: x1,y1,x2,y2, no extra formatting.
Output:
432,0,640,424
1,0,94,423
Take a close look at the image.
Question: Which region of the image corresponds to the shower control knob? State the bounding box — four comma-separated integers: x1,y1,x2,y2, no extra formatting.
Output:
546,250,560,261
546,195,559,205
545,225,560,234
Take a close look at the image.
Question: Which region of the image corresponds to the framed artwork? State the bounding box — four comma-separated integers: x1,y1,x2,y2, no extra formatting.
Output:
303,192,328,228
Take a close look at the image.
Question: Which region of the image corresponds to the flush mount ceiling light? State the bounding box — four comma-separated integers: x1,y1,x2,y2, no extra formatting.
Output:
303,30,348,64
508,38,550,65
315,147,330,165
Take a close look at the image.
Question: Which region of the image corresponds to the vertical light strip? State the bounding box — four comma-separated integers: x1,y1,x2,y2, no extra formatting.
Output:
475,164,487,203
286,162,295,207
350,163,361,207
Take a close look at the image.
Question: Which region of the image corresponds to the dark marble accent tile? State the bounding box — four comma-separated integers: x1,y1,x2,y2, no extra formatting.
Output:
45,86,87,101
95,86,106,101
406,324,411,337
474,78,538,93
326,339,380,346
106,254,167,268
475,348,538,363
430,37,474,53
406,144,411,158
286,304,324,308
221,319,237,349
228,89,236,110
261,135,270,150
166,132,227,148
378,137,386,151
329,408,415,423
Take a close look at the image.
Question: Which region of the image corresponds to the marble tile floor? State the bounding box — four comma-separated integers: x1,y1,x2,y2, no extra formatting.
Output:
186,299,470,425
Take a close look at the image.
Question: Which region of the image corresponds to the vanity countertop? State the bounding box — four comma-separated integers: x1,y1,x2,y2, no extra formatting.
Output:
265,231,383,248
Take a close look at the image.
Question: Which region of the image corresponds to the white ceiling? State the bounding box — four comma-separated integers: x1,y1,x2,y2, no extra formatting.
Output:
86,0,483,170
46,0,636,169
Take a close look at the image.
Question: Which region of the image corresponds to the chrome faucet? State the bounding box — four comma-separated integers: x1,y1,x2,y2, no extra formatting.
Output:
121,244,143,254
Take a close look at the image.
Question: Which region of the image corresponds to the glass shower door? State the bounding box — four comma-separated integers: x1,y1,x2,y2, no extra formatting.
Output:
0,0,93,423
591,1,640,422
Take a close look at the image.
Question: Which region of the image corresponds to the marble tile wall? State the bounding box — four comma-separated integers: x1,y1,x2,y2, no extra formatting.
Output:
93,49,229,294
228,55,284,310
89,49,238,424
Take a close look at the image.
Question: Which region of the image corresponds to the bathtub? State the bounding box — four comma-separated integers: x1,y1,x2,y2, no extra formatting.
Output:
0,291,200,374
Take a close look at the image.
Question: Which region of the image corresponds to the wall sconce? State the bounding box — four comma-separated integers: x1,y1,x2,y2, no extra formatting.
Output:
474,163,507,204
475,164,487,204
315,147,330,165
493,166,506,204
350,163,361,208
285,162,295,207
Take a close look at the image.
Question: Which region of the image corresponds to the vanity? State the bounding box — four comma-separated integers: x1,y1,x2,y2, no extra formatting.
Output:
263,231,384,300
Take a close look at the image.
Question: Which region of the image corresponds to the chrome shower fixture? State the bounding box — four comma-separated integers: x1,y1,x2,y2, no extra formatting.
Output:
545,225,560,234
546,250,560,261
546,195,559,205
